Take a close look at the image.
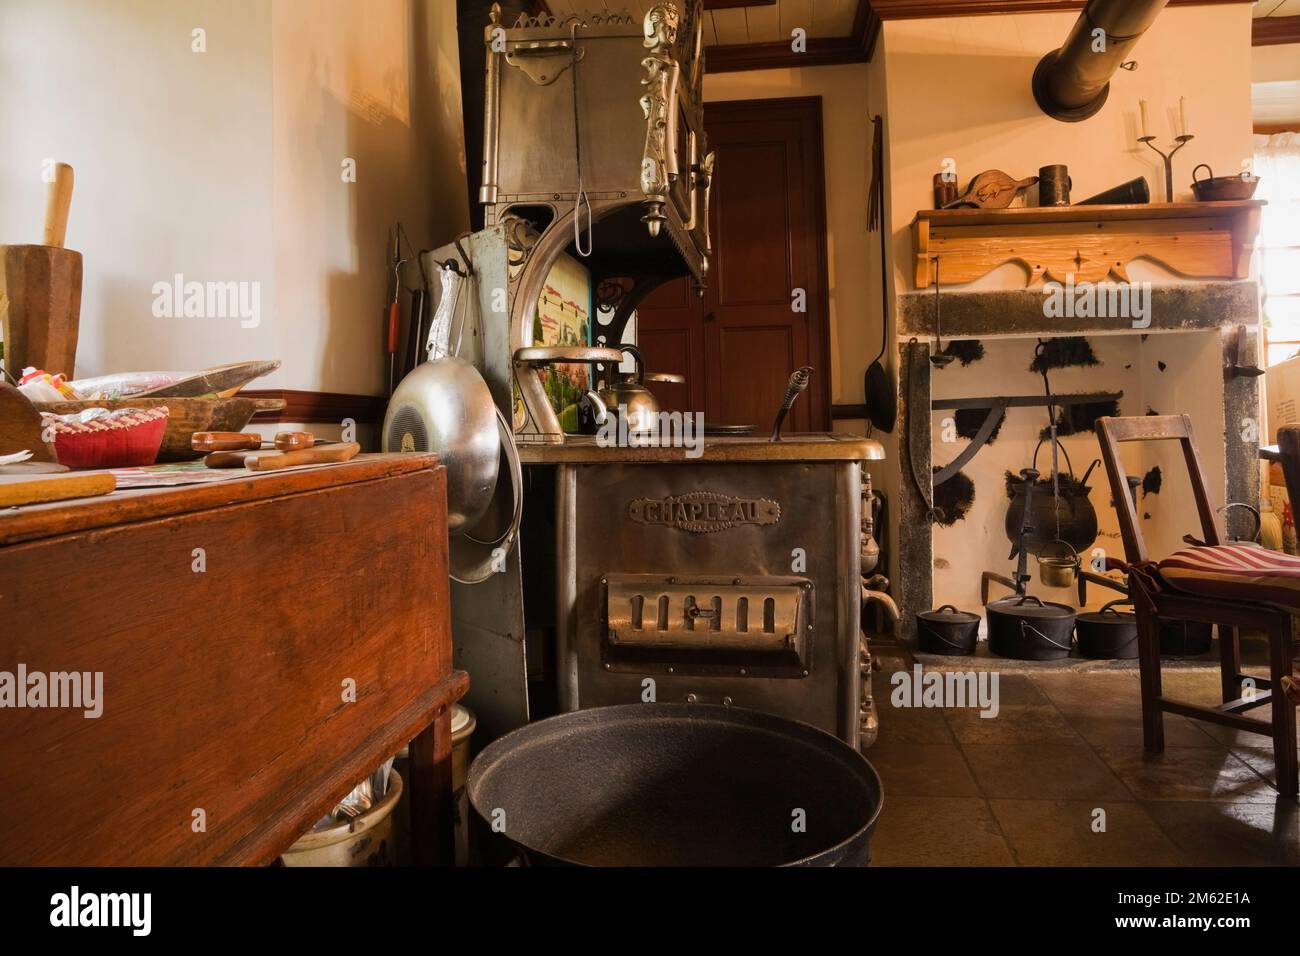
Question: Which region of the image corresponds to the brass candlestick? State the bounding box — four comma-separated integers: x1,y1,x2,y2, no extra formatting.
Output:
1138,133,1193,202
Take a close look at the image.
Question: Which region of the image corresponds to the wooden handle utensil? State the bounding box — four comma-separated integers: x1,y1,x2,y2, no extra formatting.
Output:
274,431,318,451
43,163,75,248
243,442,360,472
193,431,262,452
203,449,259,468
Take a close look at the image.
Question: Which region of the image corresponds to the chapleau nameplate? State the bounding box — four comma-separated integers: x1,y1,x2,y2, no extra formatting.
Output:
627,492,781,533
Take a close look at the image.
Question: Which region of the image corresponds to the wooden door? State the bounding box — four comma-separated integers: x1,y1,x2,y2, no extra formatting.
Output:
637,97,831,431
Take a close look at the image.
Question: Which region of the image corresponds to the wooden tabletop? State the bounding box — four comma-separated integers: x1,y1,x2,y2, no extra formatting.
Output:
517,432,886,465
0,453,440,547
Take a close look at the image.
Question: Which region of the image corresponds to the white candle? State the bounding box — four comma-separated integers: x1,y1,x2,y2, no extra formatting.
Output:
1140,99,1150,138
1179,96,1188,137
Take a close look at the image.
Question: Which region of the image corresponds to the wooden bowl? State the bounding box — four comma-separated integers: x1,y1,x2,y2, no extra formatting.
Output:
34,396,285,462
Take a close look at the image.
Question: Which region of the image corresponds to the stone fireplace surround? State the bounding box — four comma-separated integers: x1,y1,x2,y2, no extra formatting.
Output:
893,279,1261,640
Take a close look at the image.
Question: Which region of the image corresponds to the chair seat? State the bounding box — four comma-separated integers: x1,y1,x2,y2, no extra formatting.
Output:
1159,544,1300,611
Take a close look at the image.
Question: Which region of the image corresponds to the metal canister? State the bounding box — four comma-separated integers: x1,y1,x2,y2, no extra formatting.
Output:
933,172,958,208
1038,164,1072,205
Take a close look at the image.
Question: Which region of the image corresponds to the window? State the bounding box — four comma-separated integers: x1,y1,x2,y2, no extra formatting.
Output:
1255,132,1300,366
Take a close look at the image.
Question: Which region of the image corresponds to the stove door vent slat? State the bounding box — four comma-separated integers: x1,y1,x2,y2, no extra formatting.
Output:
604,574,811,661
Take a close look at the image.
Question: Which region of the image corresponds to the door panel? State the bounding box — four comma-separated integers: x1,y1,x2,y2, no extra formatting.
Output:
638,326,695,413
636,277,704,414
712,139,791,306
636,98,830,431
710,325,796,433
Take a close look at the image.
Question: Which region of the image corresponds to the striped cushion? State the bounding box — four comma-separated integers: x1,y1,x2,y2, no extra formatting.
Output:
1159,544,1300,610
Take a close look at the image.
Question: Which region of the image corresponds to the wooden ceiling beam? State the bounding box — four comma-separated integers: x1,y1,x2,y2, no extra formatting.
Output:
704,0,776,9
707,0,878,72
1253,15,1300,47
704,0,1257,74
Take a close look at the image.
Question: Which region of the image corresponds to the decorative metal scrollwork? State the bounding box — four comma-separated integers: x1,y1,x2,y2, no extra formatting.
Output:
639,3,680,238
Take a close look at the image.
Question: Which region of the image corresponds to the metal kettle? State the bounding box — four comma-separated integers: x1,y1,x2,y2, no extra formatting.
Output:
580,345,660,434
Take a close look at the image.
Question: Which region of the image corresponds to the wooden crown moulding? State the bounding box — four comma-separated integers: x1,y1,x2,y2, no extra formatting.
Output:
1253,15,1300,47
706,0,878,71
911,200,1264,290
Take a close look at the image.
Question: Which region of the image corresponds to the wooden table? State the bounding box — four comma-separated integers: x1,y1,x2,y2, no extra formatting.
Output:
0,453,465,865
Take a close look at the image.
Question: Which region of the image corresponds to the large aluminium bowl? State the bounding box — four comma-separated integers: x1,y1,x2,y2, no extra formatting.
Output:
467,704,884,867
382,357,499,534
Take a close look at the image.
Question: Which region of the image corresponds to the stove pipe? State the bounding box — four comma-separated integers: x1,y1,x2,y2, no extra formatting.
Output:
1031,0,1169,122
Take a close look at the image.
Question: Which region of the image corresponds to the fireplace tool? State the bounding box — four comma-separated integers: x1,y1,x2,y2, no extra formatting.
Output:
983,467,1040,603
770,366,813,441
929,258,955,368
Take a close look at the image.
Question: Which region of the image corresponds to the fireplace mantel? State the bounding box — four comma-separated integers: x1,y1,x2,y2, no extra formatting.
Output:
912,200,1264,290
897,279,1260,339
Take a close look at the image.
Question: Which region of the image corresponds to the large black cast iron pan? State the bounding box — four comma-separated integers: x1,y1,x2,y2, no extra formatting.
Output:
467,703,884,867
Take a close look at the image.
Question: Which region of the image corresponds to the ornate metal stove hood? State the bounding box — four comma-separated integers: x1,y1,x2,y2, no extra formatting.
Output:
478,1,712,285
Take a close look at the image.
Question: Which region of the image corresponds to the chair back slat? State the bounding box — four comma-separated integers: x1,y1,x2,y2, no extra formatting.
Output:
1095,415,1222,565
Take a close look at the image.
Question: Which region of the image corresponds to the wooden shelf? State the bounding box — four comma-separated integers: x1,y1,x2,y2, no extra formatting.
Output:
913,199,1264,289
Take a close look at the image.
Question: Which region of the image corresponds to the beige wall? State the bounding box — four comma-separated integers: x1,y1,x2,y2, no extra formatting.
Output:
0,0,468,394
0,0,275,382
881,5,1256,295
1253,42,1300,85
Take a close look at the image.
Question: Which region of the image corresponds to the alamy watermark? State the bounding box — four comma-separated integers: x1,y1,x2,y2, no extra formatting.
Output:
152,273,261,328
50,886,150,936
1042,275,1152,329
595,404,705,459
0,664,103,718
890,664,1000,719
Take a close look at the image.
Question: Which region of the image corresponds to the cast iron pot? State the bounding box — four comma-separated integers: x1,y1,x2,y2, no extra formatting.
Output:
1160,619,1214,657
1075,600,1138,660
1004,441,1100,557
466,704,884,867
916,604,980,656
986,595,1076,661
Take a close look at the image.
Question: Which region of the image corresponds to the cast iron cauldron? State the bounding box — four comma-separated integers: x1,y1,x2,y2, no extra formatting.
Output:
1004,441,1100,557
467,704,884,867
986,595,1076,661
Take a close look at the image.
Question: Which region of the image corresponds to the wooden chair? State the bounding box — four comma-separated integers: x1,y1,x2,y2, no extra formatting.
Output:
1095,415,1298,797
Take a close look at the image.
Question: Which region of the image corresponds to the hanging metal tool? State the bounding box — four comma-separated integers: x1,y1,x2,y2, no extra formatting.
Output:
930,258,955,369
570,18,593,257
387,254,407,397
1034,339,1062,544
905,338,942,524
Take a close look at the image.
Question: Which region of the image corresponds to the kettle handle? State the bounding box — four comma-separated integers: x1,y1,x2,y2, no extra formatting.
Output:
1031,436,1077,481
620,344,647,385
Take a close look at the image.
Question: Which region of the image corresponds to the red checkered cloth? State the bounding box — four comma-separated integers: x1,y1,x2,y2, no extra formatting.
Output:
1159,544,1300,611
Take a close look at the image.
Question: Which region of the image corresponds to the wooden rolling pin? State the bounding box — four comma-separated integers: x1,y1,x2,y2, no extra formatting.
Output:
0,471,114,508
